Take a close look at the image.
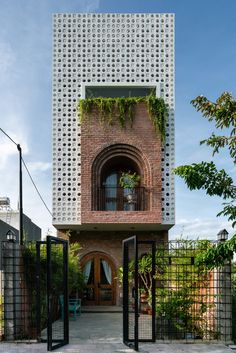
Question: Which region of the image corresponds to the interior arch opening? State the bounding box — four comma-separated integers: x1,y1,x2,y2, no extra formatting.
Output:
92,143,150,211
101,156,141,211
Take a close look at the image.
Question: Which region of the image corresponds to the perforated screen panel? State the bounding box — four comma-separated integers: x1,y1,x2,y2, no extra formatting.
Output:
52,13,175,226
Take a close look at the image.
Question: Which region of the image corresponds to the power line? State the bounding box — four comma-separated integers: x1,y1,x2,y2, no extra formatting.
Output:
0,127,53,217
0,127,18,146
22,158,53,217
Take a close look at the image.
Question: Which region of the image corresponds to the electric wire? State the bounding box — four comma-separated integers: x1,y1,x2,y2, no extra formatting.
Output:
22,158,53,216
0,127,18,146
0,127,53,217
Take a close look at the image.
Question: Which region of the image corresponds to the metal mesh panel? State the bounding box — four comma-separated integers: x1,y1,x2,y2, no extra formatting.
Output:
155,240,232,342
123,236,138,351
49,242,66,346
1,237,68,350
46,236,68,351
137,241,155,342
36,242,47,342
1,241,37,341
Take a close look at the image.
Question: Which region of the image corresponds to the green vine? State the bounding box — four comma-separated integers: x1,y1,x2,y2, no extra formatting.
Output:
78,96,168,142
196,234,236,269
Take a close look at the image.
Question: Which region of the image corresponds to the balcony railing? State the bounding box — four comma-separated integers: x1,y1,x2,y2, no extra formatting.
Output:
95,187,148,211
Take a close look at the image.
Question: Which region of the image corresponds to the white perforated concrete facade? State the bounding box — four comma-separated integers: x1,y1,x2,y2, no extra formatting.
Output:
52,13,175,228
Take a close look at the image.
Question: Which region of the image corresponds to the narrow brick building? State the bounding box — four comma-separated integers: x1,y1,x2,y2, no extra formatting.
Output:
52,13,175,305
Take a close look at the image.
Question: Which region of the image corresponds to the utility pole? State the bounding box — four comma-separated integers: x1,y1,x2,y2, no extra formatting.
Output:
17,144,23,245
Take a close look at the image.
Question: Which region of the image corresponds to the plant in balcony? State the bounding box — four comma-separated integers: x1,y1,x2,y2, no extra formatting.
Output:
119,171,140,209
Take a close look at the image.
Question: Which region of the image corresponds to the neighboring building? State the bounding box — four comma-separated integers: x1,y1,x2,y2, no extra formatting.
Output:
0,219,19,243
52,13,175,305
0,197,41,241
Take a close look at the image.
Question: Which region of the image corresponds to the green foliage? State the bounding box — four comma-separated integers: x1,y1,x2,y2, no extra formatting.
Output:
78,95,168,142
120,239,215,337
174,162,236,200
119,171,141,190
191,92,236,162
23,242,84,294
22,242,84,329
174,92,236,230
196,235,236,269
154,239,214,337
147,94,167,141
217,202,236,227
233,263,236,343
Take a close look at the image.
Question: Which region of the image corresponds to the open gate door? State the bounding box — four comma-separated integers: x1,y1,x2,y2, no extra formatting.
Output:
47,236,69,351
123,237,156,351
36,236,69,351
123,236,139,351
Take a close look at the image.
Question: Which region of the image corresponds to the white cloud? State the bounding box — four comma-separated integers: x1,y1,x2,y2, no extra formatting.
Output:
27,161,51,172
170,217,234,241
0,128,29,170
83,0,100,11
0,41,15,77
0,140,17,169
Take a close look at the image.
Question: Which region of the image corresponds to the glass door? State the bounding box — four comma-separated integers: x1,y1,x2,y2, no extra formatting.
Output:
82,253,115,305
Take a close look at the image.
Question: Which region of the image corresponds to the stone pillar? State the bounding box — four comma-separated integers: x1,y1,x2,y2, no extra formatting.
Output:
217,229,232,343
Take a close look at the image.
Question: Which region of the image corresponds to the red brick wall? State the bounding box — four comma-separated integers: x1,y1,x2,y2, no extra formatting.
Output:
81,102,162,225
70,230,168,304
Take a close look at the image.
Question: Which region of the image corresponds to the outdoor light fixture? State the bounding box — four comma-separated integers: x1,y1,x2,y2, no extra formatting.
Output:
6,229,17,243
217,229,229,242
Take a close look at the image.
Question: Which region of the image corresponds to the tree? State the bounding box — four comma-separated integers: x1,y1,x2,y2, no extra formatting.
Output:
174,92,236,268
175,92,236,227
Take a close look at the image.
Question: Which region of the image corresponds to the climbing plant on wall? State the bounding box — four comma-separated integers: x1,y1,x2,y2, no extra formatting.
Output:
77,96,168,142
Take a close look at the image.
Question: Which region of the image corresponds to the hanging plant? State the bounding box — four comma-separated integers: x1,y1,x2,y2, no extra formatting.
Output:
78,95,168,142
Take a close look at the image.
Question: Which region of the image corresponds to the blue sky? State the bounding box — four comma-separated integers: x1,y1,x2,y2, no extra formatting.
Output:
0,0,235,239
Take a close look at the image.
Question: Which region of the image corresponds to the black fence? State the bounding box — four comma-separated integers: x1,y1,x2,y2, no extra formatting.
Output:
1,241,38,341
123,238,232,344
152,240,232,342
0,239,68,348
0,238,234,345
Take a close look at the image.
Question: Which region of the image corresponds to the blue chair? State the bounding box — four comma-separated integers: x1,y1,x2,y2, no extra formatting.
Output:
59,295,81,320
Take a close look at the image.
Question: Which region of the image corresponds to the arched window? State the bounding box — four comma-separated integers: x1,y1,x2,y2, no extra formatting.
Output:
101,156,140,211
92,144,150,211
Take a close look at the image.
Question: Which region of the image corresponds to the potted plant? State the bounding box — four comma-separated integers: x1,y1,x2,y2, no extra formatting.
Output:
119,171,140,210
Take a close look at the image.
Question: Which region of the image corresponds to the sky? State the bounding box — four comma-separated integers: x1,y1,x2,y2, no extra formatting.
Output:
0,0,235,240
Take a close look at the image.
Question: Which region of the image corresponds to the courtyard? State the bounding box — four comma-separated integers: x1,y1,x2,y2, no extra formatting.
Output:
0,311,234,353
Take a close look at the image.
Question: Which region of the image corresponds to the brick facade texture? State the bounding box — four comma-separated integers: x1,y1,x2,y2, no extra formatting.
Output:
70,230,168,304
80,102,163,226
58,103,168,305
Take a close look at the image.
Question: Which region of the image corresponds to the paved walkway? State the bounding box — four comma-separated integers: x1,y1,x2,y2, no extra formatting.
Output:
0,312,235,352
0,342,234,353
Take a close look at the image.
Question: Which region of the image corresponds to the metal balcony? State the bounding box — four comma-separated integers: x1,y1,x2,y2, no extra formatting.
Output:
94,187,147,211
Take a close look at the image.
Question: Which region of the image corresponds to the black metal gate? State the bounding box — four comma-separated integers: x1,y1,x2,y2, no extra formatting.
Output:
36,236,69,351
123,236,139,351
1,236,69,349
123,236,156,351
138,240,156,343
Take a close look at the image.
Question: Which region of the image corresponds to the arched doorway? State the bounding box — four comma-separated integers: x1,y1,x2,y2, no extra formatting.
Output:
81,252,116,305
